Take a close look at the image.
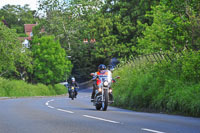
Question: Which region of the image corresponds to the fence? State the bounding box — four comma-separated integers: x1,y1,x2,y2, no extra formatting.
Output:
117,50,187,68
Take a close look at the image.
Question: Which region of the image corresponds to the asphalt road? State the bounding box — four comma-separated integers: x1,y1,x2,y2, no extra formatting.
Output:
0,88,200,133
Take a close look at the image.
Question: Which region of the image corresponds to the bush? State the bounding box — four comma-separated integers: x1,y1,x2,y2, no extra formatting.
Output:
53,84,67,95
113,51,200,117
0,78,66,97
181,51,200,83
18,33,29,37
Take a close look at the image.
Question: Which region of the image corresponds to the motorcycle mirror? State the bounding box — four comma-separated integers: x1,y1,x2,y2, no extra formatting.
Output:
108,65,114,71
116,76,120,79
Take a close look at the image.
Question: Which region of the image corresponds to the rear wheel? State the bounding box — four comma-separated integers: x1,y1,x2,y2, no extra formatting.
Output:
102,89,108,111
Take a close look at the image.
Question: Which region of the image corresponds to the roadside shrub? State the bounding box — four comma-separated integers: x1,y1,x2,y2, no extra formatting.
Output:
181,51,200,83
0,78,66,97
53,84,66,95
0,78,7,96
113,51,200,117
18,33,29,37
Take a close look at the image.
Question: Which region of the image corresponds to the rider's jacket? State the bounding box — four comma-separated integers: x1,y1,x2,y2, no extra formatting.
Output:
97,70,108,75
69,81,79,88
95,70,112,83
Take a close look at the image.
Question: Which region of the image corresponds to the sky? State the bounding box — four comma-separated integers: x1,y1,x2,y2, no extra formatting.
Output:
0,0,38,10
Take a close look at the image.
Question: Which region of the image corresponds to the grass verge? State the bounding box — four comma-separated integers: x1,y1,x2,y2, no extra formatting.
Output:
0,78,66,97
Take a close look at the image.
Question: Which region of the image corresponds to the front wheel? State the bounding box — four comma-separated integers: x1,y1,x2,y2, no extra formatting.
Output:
71,92,74,100
96,104,101,110
102,89,108,111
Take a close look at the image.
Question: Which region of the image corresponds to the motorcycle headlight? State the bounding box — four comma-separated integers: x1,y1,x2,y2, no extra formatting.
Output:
103,81,109,86
98,88,102,92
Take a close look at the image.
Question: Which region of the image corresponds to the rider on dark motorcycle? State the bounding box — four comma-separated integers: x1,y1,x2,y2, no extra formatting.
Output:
91,64,113,102
68,77,79,98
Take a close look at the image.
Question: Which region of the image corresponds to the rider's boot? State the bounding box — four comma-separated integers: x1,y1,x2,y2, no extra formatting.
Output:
75,91,77,98
68,91,71,98
91,92,95,102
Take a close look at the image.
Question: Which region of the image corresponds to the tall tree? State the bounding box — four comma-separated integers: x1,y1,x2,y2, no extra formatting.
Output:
32,36,72,84
36,0,105,81
137,4,190,53
0,21,32,78
99,0,159,57
161,0,200,50
0,4,36,33
137,0,200,53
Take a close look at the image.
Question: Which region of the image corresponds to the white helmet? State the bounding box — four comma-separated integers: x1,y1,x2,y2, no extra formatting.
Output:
71,77,75,82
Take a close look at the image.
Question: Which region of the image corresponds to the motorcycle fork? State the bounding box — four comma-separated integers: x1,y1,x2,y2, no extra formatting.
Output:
101,87,108,102
101,88,104,102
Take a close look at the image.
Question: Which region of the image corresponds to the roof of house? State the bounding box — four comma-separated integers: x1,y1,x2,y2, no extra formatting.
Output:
24,24,37,33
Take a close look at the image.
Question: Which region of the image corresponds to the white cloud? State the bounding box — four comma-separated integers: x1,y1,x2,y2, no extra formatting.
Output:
0,0,38,10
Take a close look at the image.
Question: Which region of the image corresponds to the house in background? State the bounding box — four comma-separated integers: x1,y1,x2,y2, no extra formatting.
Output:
19,24,37,50
24,24,37,40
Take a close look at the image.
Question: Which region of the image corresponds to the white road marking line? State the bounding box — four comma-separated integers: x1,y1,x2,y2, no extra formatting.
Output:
45,99,74,114
45,99,54,105
57,108,74,114
50,99,54,102
83,115,120,124
48,106,54,109
141,128,165,133
45,99,55,108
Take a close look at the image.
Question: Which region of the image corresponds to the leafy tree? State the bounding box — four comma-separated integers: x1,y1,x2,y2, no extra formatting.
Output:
0,4,36,33
14,49,33,81
0,21,20,76
87,13,118,58
36,0,105,81
160,0,200,50
137,4,190,54
161,0,200,14
0,21,32,79
32,36,72,84
35,0,161,81
185,5,200,50
100,0,159,57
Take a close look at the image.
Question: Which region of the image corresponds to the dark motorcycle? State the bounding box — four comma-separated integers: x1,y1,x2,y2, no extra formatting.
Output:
69,86,76,100
91,72,119,111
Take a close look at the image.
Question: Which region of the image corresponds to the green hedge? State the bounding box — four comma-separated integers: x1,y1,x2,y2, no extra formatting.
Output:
18,33,29,37
113,51,200,117
0,78,66,97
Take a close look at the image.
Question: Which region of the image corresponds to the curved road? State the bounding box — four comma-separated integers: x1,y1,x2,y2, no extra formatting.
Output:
0,88,200,133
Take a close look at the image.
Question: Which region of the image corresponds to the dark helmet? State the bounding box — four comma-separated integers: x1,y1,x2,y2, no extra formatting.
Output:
108,65,114,71
98,64,106,70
